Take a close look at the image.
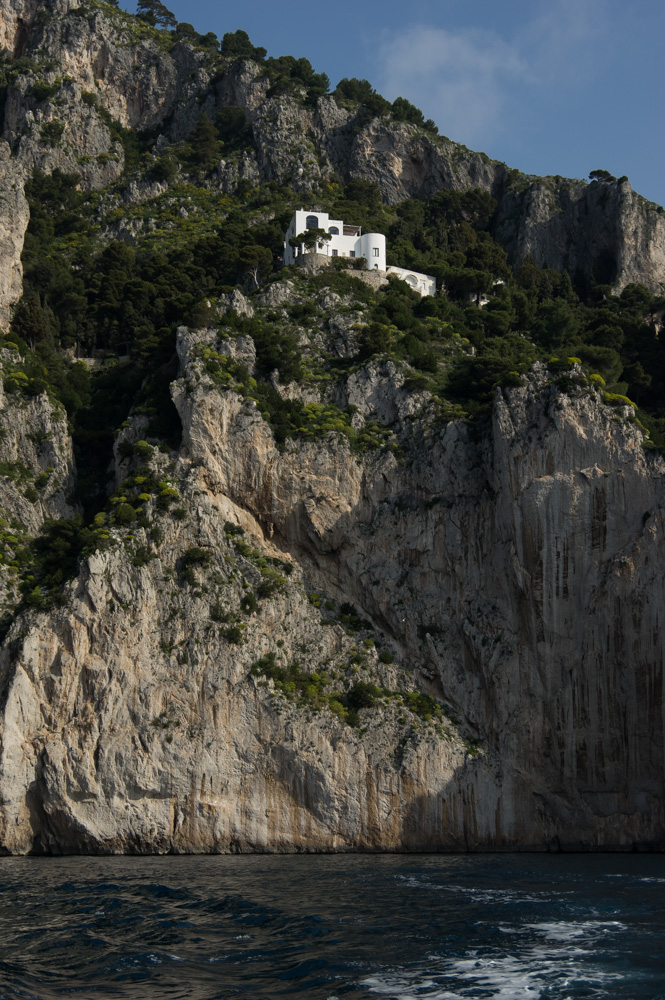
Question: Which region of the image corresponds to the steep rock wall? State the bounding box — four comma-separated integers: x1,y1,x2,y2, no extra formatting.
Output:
495,176,665,293
0,331,660,854
0,482,486,856
0,145,28,329
2,3,205,132
0,0,74,57
171,332,665,850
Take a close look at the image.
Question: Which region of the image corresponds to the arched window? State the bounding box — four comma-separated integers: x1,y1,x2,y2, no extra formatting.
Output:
328,226,339,235
306,215,318,229
405,274,418,288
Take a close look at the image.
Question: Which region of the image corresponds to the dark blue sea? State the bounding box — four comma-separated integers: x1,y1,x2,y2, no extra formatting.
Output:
0,853,663,999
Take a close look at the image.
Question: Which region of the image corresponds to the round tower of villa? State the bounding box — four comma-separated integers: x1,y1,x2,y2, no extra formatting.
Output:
359,232,386,271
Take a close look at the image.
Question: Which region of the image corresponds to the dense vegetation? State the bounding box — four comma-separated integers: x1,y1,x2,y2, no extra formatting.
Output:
12,165,665,443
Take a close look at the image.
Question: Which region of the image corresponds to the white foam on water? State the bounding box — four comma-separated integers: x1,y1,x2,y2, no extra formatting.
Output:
526,920,627,942
362,920,626,999
394,876,563,906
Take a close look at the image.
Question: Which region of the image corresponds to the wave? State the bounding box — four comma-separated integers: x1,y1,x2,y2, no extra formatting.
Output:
363,919,628,999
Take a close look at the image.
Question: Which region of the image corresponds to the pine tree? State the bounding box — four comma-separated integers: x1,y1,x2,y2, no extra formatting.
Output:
136,1,177,29
188,114,220,173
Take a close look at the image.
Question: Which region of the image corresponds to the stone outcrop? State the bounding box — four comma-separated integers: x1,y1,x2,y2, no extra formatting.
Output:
0,488,477,855
172,334,665,850
4,77,124,190
2,2,205,132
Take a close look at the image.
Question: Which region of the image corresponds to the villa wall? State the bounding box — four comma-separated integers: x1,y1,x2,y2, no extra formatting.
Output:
292,254,390,291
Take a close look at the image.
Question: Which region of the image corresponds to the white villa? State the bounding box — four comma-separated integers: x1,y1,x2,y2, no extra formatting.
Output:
283,209,436,297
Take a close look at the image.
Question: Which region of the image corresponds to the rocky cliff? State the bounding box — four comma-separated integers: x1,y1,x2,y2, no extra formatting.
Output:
0,279,662,854
0,1,663,854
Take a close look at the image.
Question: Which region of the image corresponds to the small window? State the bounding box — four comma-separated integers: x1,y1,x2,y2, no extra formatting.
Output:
349,251,356,258
373,247,379,257
306,215,318,229
332,249,338,257
329,226,339,235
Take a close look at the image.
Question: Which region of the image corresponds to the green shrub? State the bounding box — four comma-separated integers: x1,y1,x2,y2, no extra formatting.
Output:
603,392,637,409
40,121,65,146
210,602,231,623
222,624,244,644
157,487,178,509
114,503,137,526
257,567,286,599
31,80,59,102
346,681,382,710
132,545,152,567
149,154,177,183
403,691,443,722
224,521,244,536
240,592,259,613
133,439,153,458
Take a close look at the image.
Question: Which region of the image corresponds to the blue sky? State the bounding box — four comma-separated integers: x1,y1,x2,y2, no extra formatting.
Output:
127,1,665,207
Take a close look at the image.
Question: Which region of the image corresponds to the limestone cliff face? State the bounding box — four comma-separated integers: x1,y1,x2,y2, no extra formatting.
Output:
495,175,665,293
0,1,205,132
0,145,28,329
0,4,663,855
3,76,124,191
172,330,665,850
0,0,74,58
0,426,476,854
1,4,208,190
0,322,662,854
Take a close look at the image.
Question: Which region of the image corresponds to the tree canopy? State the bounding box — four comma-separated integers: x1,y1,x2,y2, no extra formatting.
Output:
136,0,177,29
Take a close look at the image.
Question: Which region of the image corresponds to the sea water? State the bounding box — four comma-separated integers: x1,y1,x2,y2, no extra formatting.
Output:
0,853,663,999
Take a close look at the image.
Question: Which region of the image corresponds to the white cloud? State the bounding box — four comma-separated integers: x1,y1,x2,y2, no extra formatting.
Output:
373,0,610,147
